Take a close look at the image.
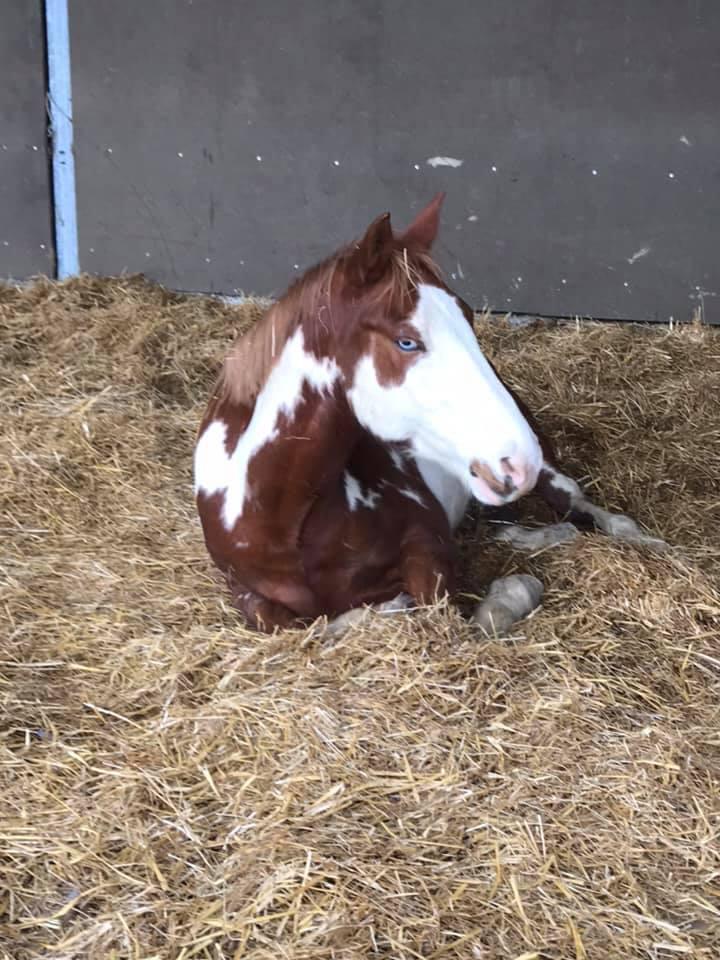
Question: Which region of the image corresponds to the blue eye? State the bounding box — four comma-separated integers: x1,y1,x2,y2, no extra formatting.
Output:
395,337,421,352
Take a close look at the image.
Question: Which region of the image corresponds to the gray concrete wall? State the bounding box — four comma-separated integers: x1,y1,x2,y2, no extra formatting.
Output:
5,2,720,322
0,1,54,280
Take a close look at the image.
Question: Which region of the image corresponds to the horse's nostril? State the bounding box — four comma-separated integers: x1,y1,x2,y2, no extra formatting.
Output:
470,460,513,498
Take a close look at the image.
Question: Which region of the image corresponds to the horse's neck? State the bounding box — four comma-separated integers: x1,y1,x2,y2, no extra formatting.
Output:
232,326,360,538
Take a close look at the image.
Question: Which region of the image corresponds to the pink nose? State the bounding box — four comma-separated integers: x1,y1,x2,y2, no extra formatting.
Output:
470,455,538,500
499,455,538,497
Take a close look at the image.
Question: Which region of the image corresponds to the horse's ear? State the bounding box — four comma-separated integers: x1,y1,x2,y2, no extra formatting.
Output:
397,192,445,250
349,211,394,284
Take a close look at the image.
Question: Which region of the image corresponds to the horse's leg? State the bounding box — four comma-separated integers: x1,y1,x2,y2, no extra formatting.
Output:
490,462,667,551
324,593,415,638
536,464,667,547
484,365,667,551
327,575,543,638
400,538,454,607
492,519,580,551
321,534,452,639
227,576,302,633
491,463,666,551
322,544,543,639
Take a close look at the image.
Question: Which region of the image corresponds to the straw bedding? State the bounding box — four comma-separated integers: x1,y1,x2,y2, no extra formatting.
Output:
1,275,719,960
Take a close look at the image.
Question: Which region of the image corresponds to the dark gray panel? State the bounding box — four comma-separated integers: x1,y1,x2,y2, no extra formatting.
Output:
0,1,54,279
71,0,720,322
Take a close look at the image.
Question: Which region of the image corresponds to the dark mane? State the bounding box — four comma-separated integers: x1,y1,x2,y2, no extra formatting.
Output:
217,241,444,407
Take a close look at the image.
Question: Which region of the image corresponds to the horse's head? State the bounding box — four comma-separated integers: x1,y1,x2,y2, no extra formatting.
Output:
329,193,542,507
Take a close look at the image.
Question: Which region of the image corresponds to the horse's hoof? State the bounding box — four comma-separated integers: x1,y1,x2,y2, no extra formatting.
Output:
324,594,416,638
471,574,544,635
375,593,415,614
602,514,669,552
324,607,370,638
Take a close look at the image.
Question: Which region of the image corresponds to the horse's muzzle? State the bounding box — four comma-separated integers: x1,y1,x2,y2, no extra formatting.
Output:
469,456,539,505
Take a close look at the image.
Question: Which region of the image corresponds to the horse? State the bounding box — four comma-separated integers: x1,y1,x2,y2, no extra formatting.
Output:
193,193,665,634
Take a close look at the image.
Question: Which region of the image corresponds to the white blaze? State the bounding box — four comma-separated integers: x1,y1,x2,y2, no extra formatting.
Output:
347,284,542,506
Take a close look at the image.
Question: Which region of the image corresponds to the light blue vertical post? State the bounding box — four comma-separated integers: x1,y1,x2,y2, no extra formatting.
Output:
45,0,79,278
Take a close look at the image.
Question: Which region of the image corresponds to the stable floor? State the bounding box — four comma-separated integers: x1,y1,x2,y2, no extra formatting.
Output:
2,276,719,959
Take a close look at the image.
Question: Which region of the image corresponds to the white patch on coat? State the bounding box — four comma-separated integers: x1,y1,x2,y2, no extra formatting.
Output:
193,420,231,497
344,471,380,511
396,486,426,508
194,327,340,529
347,284,542,506
389,448,406,470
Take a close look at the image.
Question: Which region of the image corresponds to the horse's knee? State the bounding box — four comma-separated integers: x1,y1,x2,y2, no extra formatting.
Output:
401,551,453,606
230,586,299,632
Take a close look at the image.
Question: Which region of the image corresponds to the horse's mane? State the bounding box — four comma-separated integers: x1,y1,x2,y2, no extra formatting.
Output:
217,242,444,408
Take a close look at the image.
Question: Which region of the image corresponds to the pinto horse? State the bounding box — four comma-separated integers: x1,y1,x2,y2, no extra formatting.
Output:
194,193,664,633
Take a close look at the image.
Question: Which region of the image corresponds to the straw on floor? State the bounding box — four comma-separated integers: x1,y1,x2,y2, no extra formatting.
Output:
1,275,719,960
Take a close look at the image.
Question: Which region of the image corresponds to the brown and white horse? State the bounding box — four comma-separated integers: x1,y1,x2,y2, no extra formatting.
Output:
194,193,664,633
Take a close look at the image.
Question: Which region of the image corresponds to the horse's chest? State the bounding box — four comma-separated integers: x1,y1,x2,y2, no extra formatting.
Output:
301,462,452,612
340,440,469,532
